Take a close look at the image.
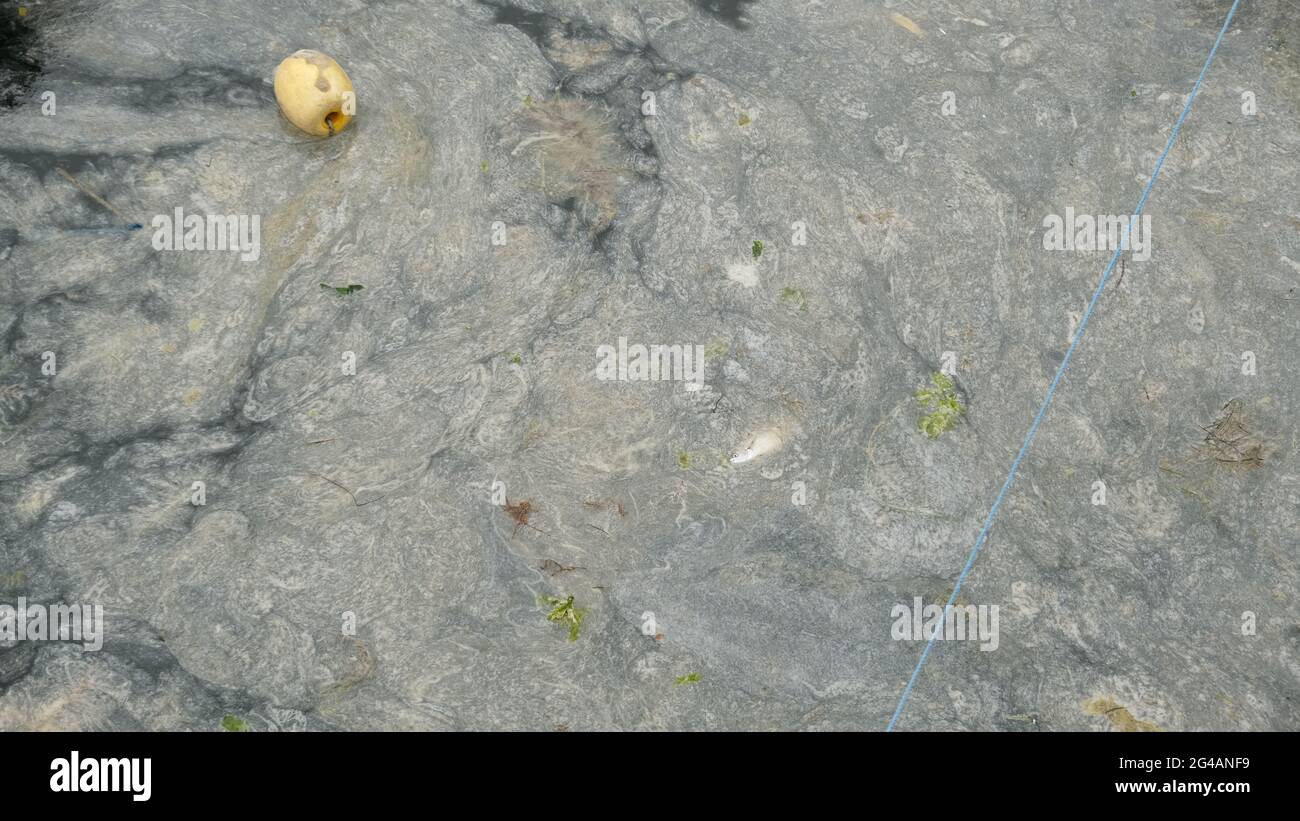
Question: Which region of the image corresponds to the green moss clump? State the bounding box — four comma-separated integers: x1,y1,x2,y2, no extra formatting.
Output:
675,672,701,686
542,595,588,641
703,339,730,360
677,451,692,469
221,715,249,732
751,240,763,260
915,372,965,438
780,287,808,312
320,283,364,296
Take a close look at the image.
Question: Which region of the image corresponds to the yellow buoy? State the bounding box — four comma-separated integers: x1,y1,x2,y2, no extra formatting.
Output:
273,49,355,136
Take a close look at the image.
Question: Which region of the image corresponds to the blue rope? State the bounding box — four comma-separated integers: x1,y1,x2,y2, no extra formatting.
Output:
886,0,1244,732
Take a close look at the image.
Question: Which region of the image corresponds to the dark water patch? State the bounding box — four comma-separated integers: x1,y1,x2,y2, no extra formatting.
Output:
481,1,549,45
0,6,43,108
477,1,596,50
2,147,140,177
0,142,209,191
128,66,272,112
691,0,758,30
478,1,654,62
0,641,37,690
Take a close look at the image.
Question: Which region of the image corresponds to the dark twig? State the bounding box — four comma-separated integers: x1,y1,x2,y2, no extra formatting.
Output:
55,167,140,228
308,472,387,506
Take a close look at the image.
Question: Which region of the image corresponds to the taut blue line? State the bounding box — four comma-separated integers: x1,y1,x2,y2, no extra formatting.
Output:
886,0,1243,732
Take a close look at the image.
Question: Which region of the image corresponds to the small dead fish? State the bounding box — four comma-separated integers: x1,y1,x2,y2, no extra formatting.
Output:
729,429,783,464
888,12,926,38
